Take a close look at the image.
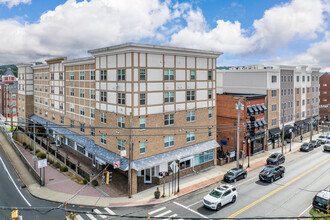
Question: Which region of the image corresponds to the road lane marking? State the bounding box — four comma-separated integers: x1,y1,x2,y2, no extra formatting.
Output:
104,207,115,215
86,213,97,220
187,200,202,207
93,209,106,218
299,205,312,217
174,201,209,219
226,158,330,219
155,210,172,217
235,176,258,187
163,213,178,219
0,156,31,206
148,206,166,215
76,215,84,220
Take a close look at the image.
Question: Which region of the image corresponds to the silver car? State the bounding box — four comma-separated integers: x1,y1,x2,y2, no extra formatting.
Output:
324,140,330,152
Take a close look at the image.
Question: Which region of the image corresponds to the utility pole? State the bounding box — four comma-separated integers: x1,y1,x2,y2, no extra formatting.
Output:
281,105,285,154
310,103,313,142
128,112,133,198
234,97,244,169
33,121,36,169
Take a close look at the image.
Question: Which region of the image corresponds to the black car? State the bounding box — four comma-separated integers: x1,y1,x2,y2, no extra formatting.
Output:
312,190,330,213
223,168,247,183
310,140,321,148
300,143,314,152
266,153,285,165
259,165,285,183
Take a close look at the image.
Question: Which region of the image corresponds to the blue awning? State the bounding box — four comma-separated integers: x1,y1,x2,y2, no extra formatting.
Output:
247,106,254,114
261,104,267,111
252,105,259,113
257,105,263,112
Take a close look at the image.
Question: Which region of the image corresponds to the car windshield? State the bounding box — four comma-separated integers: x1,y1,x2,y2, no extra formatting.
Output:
209,190,222,198
315,196,330,205
226,171,236,176
302,143,309,146
269,154,277,159
319,136,325,138
311,141,316,144
263,167,275,172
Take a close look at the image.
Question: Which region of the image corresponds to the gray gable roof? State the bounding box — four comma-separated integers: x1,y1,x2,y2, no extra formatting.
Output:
4,68,15,76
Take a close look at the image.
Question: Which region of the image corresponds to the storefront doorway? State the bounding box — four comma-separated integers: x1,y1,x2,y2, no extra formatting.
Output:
144,168,152,183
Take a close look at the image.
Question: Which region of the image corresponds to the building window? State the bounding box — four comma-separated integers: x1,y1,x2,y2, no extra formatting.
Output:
117,140,125,152
271,104,277,112
307,99,310,105
140,142,146,154
80,89,85,98
70,104,74,113
118,93,125,105
297,100,299,107
90,90,95,99
302,76,305,82
90,109,95,118
139,69,146,81
284,89,286,96
140,93,146,105
271,90,277,97
271,118,276,126
312,76,314,81
51,73,54,80
59,72,63,80
191,70,195,80
117,69,125,81
101,91,107,102
272,75,277,83
208,109,212,118
100,70,107,81
80,71,85,80
39,109,42,115
45,86,48,92
52,113,55,120
59,87,63,95
69,120,74,128
296,88,299,94
208,70,213,80
90,71,95,80
80,107,85,116
208,90,212,99
296,112,300,119
45,73,48,79
208,128,212,137
140,118,146,130
312,87,315,92
91,127,95,137
302,99,305,105
164,69,174,80
70,72,74,80
70,88,74,96
187,132,195,142
296,76,299,82
117,116,125,128
45,111,48,117
187,90,195,101
100,112,107,123
80,124,85,133
187,111,195,122
164,92,174,103
164,136,174,148
323,84,327,86
100,133,106,145
164,114,174,126
302,88,305,94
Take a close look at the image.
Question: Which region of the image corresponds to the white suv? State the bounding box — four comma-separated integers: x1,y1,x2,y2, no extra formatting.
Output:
203,184,237,210
324,140,330,152
317,135,327,144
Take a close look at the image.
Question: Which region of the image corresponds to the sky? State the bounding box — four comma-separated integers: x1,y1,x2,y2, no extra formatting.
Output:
0,0,330,71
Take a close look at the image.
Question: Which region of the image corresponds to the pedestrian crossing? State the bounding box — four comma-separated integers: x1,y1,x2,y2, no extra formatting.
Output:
74,207,115,220
148,206,184,220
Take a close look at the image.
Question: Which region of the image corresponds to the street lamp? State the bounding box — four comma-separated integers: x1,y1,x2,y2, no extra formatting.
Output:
247,139,251,168
177,157,181,193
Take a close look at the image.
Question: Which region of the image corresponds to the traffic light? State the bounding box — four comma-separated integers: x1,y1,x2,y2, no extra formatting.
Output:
106,171,112,184
158,172,163,177
164,172,169,176
102,174,105,185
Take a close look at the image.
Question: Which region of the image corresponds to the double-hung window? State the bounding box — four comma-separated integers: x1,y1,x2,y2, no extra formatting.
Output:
100,70,107,81
208,90,212,99
80,124,85,133
187,111,195,122
117,116,125,128
91,128,95,137
118,69,125,81
208,109,212,118
140,118,146,129
100,133,106,145
100,112,106,123
164,92,174,103
164,136,174,148
80,107,85,116
118,93,125,104
100,91,107,102
164,69,174,80
70,72,74,80
187,90,195,101
70,88,74,96
208,128,212,137
191,70,195,80
139,69,146,81
140,93,146,105
208,70,212,80
80,89,85,98
90,109,95,118
90,90,95,99
80,71,85,80
90,71,95,80
70,104,74,112
164,114,174,126
187,132,195,142
117,140,125,152
140,142,146,154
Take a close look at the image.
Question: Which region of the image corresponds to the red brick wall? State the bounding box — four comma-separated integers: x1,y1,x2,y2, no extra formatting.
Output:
319,73,330,120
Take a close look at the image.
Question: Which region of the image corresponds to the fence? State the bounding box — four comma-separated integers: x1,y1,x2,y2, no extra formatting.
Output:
0,124,42,185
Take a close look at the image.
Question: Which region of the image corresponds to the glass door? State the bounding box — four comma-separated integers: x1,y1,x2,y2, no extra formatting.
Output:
144,168,152,183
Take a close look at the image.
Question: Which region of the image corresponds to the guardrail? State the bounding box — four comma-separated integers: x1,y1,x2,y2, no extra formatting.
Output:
0,124,42,185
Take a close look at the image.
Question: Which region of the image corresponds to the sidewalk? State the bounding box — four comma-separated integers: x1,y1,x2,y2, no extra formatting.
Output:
0,132,319,207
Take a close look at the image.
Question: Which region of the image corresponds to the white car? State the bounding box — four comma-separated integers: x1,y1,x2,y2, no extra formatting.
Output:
203,184,237,210
324,140,330,152
317,135,327,144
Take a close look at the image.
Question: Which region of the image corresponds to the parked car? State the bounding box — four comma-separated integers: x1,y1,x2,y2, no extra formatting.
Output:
317,135,327,144
310,140,322,148
324,140,330,152
203,184,237,210
312,190,330,213
259,165,285,183
300,143,314,152
266,153,285,165
223,168,247,183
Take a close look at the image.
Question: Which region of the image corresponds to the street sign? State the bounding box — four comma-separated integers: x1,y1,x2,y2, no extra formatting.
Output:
229,151,235,158
38,159,47,168
159,162,168,172
113,161,120,169
32,155,38,161
120,150,126,157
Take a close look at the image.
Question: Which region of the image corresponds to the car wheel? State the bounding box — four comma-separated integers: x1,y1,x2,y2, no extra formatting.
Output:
233,178,237,183
270,177,274,183
243,174,247,179
232,196,236,203
281,172,284,178
216,203,222,211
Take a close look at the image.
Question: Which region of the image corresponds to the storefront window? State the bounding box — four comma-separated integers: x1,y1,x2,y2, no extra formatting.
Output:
194,150,214,166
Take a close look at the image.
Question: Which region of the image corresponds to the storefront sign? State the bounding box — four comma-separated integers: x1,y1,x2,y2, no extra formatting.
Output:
229,151,235,158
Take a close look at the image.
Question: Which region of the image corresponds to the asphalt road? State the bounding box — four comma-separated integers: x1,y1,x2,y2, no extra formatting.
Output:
111,146,330,220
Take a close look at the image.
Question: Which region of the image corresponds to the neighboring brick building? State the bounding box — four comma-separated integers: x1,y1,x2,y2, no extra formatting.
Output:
17,43,222,195
217,93,266,159
319,73,330,121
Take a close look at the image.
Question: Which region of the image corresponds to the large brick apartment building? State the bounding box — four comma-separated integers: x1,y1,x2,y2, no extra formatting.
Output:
17,43,222,194
319,73,329,121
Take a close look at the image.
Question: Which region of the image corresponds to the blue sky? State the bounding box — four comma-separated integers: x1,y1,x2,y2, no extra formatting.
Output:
0,0,329,71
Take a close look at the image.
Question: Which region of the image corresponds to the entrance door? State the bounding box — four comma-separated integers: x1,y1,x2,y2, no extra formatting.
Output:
144,168,152,183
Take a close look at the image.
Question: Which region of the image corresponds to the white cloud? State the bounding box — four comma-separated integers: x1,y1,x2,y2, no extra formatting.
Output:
170,0,328,55
0,0,173,63
0,0,30,8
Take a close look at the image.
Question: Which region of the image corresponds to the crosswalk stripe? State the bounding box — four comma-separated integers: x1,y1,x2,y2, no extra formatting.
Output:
94,209,106,218
86,213,98,220
104,207,116,215
76,215,84,220
155,210,172,218
148,206,166,215
163,213,177,220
